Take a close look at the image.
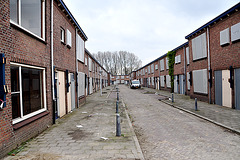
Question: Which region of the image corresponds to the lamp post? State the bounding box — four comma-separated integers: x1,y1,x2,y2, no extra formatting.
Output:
99,70,103,96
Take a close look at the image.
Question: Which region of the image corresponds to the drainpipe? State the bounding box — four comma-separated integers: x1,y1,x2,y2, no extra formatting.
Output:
158,59,161,90
51,0,56,124
183,46,186,95
75,28,79,108
207,27,211,104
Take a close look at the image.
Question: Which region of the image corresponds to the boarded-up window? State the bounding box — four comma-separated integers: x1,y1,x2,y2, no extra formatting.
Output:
160,76,165,87
88,58,92,71
148,66,150,74
231,22,240,42
85,57,87,66
76,34,84,62
166,57,169,70
175,55,181,64
78,72,85,97
155,64,158,70
186,47,190,65
66,29,72,47
192,33,207,61
193,69,208,94
166,75,171,88
151,64,154,73
160,59,164,71
187,72,190,90
220,28,230,46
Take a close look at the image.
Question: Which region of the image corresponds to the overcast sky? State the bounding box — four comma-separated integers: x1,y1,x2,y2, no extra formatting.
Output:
63,0,239,66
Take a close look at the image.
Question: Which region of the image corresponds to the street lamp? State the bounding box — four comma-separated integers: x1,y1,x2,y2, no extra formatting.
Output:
99,70,103,96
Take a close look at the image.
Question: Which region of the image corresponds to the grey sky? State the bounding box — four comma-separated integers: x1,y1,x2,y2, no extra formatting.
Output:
63,0,239,66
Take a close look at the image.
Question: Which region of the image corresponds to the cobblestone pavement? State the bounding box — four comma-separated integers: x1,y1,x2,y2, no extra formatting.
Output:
4,86,143,160
119,85,240,160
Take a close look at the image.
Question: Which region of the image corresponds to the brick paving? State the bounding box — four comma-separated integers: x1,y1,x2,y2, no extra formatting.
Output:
142,87,240,134
3,86,143,160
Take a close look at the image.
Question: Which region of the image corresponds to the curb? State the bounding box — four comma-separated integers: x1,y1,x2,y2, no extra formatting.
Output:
122,100,145,160
161,100,240,135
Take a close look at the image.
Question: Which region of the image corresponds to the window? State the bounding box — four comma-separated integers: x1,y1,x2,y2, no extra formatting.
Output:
155,64,158,70
166,75,171,88
220,28,230,46
60,28,65,43
166,57,169,70
76,34,84,62
78,72,85,97
192,33,207,61
186,47,190,65
66,29,72,47
89,58,92,71
193,69,208,94
231,22,240,42
175,55,181,64
160,59,164,71
160,76,165,87
151,64,154,73
10,0,45,39
85,58,87,66
148,66,150,74
11,63,46,124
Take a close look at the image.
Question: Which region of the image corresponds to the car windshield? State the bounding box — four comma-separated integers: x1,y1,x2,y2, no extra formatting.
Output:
132,81,140,84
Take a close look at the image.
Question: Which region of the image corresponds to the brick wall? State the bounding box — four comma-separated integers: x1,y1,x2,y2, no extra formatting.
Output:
0,0,53,158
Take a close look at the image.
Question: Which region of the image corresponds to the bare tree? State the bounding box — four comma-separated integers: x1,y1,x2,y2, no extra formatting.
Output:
93,51,142,75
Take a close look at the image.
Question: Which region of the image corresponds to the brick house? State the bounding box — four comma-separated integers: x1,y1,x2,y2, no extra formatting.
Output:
0,0,52,158
185,2,240,107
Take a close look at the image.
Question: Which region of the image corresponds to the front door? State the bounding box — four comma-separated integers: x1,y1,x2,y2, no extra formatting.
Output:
57,71,66,117
70,73,75,110
235,68,240,110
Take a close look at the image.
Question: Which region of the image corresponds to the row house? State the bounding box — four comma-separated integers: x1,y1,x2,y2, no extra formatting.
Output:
135,2,240,110
185,2,240,109
111,75,130,85
0,0,110,158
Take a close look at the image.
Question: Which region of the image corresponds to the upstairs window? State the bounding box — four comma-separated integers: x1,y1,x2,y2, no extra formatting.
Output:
160,59,164,71
66,29,72,48
60,27,65,43
192,33,207,61
10,0,45,39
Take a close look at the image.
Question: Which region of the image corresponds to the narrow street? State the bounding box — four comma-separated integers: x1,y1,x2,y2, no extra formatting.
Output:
119,85,240,160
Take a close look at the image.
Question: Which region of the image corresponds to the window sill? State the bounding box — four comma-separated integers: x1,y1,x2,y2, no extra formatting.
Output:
192,57,207,62
13,111,50,130
10,21,46,44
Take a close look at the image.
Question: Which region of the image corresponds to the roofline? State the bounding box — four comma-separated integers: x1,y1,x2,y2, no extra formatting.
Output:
136,42,188,72
85,48,108,73
58,0,88,41
185,2,240,39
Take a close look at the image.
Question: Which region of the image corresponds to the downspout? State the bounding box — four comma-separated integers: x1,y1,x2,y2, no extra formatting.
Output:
51,0,56,124
207,27,211,104
75,28,79,108
183,46,186,95
158,60,160,90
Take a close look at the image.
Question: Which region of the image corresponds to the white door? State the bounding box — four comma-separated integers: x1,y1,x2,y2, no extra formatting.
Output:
67,73,71,113
222,70,231,108
57,71,66,117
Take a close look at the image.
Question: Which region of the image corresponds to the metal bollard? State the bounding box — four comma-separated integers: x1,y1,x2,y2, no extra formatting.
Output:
117,92,119,101
116,100,119,113
195,98,198,111
172,93,174,103
116,113,121,136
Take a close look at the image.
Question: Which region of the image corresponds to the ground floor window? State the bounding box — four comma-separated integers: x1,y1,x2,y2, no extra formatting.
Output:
11,63,46,124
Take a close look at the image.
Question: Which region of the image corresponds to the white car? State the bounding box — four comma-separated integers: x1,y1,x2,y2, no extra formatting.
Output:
130,80,141,89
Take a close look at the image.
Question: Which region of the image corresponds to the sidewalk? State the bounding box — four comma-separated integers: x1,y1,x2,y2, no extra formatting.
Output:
141,87,240,135
4,86,143,160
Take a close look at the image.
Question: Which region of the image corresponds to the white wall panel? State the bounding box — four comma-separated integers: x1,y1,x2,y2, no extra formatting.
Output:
220,28,230,46
192,33,207,61
160,59,164,71
193,69,208,94
231,22,240,42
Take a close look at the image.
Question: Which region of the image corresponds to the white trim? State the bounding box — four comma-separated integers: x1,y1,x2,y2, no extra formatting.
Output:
10,20,45,42
10,62,47,124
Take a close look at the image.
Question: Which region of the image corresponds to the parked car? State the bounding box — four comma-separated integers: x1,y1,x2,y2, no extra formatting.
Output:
130,80,141,89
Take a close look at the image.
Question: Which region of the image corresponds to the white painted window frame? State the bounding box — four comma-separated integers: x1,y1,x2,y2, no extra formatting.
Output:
11,62,47,124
